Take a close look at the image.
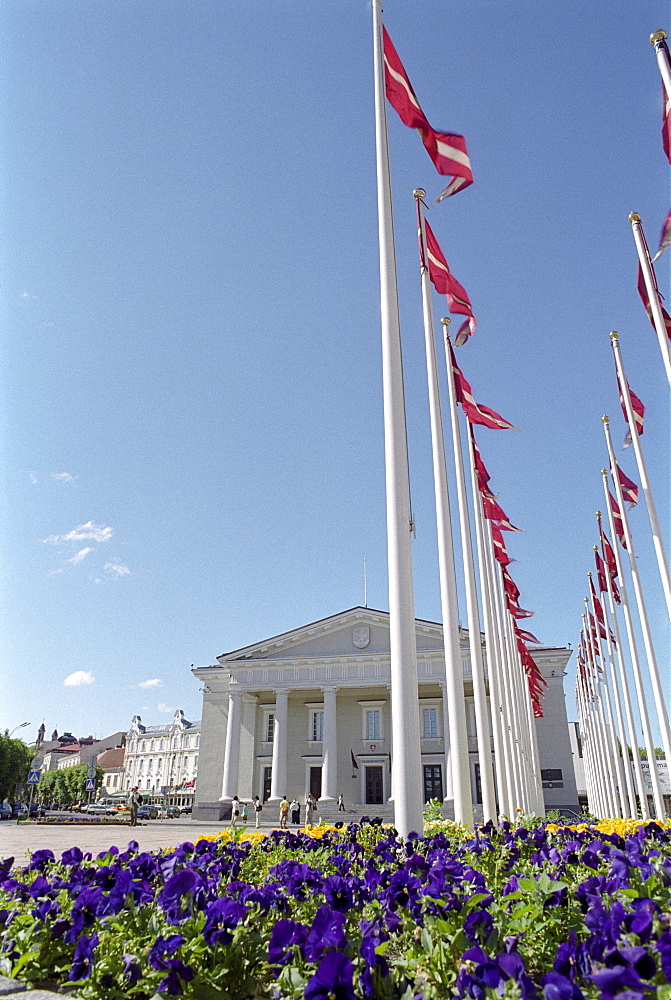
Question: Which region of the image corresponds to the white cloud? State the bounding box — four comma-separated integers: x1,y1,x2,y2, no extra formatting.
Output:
105,560,130,578
52,472,75,483
67,547,92,565
28,472,37,485
44,521,113,545
139,678,163,689
157,702,173,714
64,670,95,687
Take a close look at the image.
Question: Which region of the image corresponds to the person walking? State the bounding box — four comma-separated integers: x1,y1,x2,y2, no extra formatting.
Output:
279,795,289,829
305,792,316,828
290,798,300,825
253,795,263,828
337,792,345,812
128,786,141,827
231,796,240,827
241,801,248,823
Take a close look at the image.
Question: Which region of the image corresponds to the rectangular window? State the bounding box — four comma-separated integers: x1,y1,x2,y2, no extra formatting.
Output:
366,710,381,741
266,713,275,743
311,710,324,741
422,708,438,739
541,768,563,782
423,764,443,802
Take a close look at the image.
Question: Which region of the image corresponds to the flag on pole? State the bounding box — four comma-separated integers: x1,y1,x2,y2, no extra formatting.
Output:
382,27,473,198
481,494,522,531
609,491,628,550
423,220,477,344
599,526,622,604
350,750,359,770
450,344,518,430
595,550,609,595
469,425,492,495
614,462,639,509
663,75,671,165
653,209,671,261
516,626,541,644
490,521,513,565
637,262,671,341
615,369,645,447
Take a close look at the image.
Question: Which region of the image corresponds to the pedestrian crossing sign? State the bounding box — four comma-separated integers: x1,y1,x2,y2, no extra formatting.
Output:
27,770,41,783
85,778,96,791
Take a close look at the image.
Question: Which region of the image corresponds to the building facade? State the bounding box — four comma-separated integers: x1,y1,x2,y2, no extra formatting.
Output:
123,710,200,803
192,607,578,822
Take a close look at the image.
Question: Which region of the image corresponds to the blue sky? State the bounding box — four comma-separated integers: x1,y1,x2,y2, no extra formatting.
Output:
1,0,669,744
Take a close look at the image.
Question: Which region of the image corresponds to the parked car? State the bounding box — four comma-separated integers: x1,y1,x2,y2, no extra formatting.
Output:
138,804,159,820
11,803,27,818
179,805,192,815
165,805,180,818
27,802,45,818
0,803,13,820
84,802,117,815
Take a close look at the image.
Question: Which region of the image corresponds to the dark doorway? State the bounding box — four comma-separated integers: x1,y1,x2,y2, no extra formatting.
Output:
310,766,322,800
423,764,443,803
263,767,272,802
365,765,383,804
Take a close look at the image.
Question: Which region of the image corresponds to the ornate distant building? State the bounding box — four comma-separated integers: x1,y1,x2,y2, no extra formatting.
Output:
123,710,200,804
192,607,578,822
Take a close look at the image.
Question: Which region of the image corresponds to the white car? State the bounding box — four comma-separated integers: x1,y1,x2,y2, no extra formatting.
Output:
84,802,117,815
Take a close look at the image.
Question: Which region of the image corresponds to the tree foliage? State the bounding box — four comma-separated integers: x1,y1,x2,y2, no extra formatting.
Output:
0,732,33,801
38,764,104,804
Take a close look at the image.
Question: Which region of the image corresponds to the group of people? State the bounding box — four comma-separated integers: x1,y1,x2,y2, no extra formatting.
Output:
229,792,346,830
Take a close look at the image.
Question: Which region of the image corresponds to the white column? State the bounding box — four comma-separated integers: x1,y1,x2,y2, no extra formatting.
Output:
220,690,242,801
320,687,338,801
269,689,289,802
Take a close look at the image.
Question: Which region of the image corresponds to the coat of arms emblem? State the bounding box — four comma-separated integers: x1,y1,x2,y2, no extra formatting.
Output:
352,626,370,649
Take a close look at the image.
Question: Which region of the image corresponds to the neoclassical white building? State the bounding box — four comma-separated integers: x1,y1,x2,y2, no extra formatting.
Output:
192,607,578,822
124,710,200,801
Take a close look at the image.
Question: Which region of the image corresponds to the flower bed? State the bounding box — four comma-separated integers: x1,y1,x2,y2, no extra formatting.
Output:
1,819,671,998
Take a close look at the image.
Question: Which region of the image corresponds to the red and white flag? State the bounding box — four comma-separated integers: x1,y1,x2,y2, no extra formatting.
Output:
469,425,492,496
609,491,628,550
383,27,473,198
594,550,609,596
637,262,671,341
615,370,645,448
663,74,671,165
653,209,671,261
516,626,542,644
599,526,621,604
614,462,639,509
490,521,512,566
424,220,477,344
481,493,522,532
450,344,518,430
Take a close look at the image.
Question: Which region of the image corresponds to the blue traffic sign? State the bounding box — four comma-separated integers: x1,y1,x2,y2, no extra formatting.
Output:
85,778,96,791
27,770,41,783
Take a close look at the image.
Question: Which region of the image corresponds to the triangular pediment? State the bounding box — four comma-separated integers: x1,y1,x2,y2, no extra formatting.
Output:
217,607,449,664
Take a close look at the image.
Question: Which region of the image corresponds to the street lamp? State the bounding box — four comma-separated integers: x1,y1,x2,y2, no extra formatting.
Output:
9,722,30,738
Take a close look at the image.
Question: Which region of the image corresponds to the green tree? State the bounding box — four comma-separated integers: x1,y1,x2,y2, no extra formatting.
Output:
0,732,33,801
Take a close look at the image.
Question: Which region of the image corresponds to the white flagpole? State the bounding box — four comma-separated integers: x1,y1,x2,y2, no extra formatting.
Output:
651,30,671,117
503,597,534,812
628,214,671,388
487,524,525,812
583,611,617,816
441,319,497,823
414,194,473,826
587,586,628,817
611,331,671,621
578,674,602,816
603,418,671,777
600,457,666,819
372,0,423,838
467,430,509,819
592,559,638,818
595,525,649,818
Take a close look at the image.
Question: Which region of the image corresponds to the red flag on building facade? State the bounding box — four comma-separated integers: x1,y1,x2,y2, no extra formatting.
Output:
383,27,473,197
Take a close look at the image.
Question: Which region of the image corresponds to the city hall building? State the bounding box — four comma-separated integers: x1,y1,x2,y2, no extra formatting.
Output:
192,607,578,822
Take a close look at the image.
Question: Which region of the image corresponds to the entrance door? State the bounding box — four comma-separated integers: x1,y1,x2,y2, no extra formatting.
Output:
263,767,272,802
310,766,322,800
423,764,443,803
365,765,383,805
